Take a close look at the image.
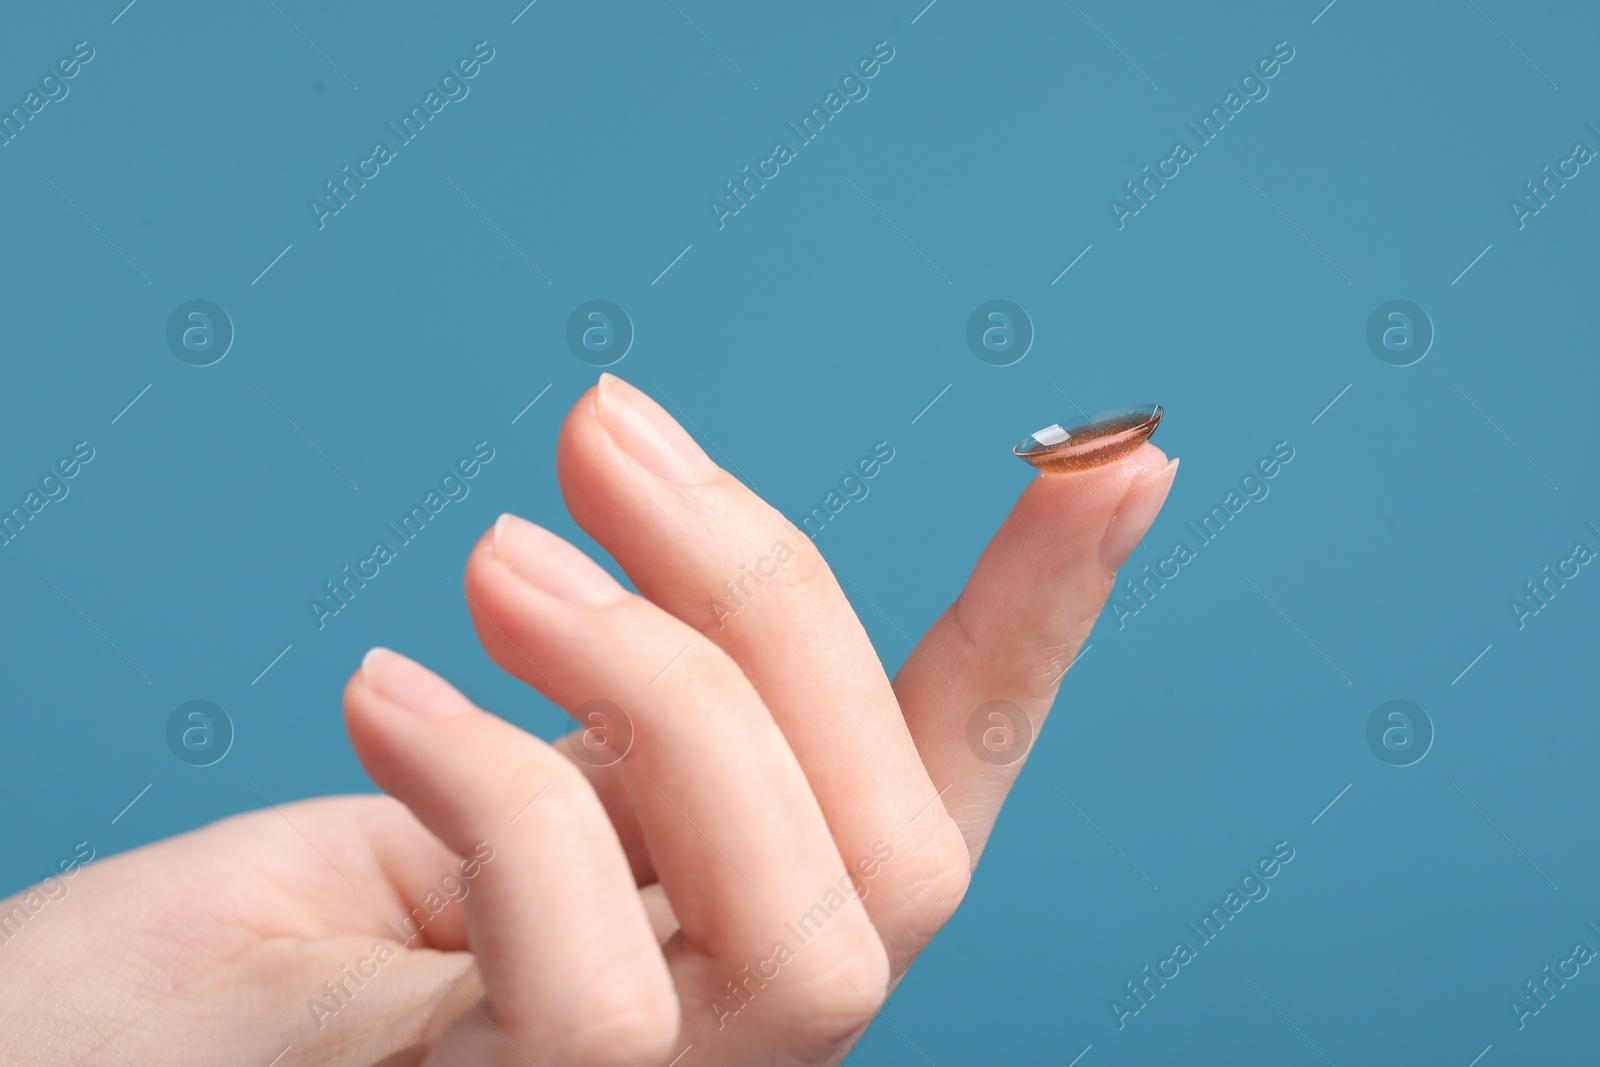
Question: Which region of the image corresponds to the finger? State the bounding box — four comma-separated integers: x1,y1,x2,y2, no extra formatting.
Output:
6,794,488,1066
553,374,970,971
345,648,679,1067
462,515,890,1047
559,731,655,887
895,440,1178,863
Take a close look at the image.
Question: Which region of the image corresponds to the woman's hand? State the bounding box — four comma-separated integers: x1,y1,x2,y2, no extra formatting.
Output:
0,375,1174,1066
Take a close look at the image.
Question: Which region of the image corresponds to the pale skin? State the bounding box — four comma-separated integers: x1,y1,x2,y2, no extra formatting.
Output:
0,375,1176,1066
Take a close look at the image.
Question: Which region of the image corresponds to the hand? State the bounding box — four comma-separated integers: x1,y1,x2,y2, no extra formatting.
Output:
0,375,1175,1066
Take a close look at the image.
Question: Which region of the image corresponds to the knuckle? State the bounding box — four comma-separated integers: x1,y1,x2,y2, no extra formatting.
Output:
775,922,891,1052
915,828,975,910
878,850,972,962
766,532,830,593
931,821,977,886
686,526,832,639
542,992,680,1067
658,638,749,706
489,742,590,821
1015,638,1079,701
944,594,988,673
946,594,1082,703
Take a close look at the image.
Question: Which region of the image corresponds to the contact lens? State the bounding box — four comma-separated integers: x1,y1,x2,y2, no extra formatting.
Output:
1013,405,1163,473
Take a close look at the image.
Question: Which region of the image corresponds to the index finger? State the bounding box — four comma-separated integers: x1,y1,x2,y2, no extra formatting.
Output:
894,439,1177,864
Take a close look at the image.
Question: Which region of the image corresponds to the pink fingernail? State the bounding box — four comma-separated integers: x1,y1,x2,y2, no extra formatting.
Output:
594,373,715,483
1100,458,1179,571
360,647,471,719
491,513,629,606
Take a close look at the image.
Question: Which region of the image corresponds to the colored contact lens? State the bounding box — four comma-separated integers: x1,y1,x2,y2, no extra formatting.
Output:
1013,405,1164,473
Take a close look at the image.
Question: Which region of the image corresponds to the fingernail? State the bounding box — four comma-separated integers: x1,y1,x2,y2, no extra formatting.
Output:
1100,458,1179,571
491,513,629,605
594,373,714,482
361,647,471,719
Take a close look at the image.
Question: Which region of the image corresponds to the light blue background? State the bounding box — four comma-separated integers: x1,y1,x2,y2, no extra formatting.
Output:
2,1,1597,1063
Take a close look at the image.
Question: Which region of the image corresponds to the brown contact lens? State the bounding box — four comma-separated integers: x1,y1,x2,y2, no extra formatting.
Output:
1013,405,1163,473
